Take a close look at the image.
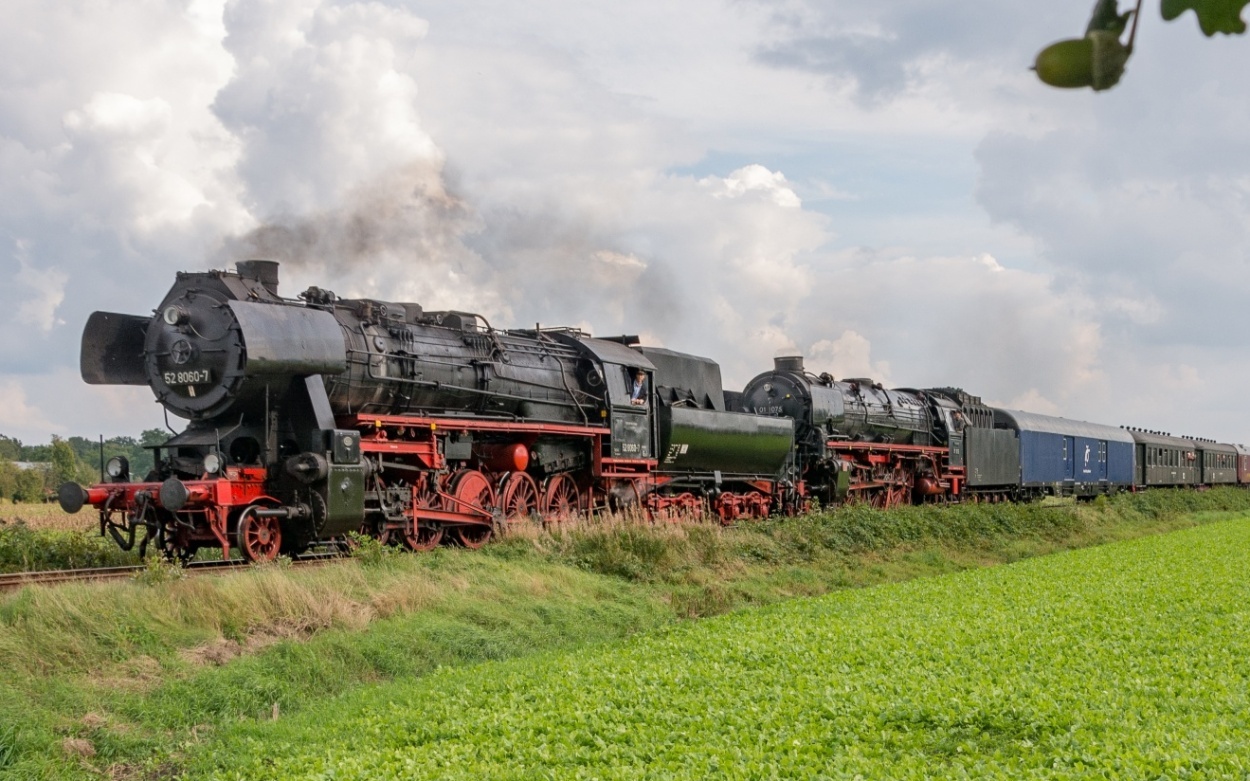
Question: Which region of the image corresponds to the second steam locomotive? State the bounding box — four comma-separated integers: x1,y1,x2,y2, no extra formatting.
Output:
62,261,1250,562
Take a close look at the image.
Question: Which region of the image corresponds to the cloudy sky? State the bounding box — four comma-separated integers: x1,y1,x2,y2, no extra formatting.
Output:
2,0,1247,446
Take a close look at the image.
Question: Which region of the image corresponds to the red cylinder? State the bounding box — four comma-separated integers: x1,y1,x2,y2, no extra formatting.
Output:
476,443,529,472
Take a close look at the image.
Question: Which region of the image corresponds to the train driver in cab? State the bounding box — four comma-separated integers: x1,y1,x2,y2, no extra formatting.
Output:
630,368,648,406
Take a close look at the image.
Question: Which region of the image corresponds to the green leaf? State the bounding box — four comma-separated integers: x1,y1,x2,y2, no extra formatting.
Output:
1160,0,1249,35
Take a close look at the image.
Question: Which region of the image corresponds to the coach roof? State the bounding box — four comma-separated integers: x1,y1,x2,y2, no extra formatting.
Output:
992,409,1136,444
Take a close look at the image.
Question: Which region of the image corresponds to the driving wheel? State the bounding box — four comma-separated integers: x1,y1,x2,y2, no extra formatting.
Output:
448,469,495,549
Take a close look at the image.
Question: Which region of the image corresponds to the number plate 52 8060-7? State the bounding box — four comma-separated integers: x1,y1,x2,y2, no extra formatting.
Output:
163,369,212,385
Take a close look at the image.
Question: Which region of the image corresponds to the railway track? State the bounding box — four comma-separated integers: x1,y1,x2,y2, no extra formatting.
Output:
0,552,344,592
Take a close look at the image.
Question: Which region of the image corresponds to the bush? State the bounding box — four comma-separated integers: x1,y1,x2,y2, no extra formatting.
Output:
0,520,137,572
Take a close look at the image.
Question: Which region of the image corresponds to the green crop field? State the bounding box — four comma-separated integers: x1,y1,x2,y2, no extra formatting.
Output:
190,517,1250,780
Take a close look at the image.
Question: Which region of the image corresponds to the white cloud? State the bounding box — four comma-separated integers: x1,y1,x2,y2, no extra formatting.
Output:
0,379,64,439
1003,389,1061,417
1,0,1248,449
704,164,802,208
12,243,68,332
807,331,893,386
216,0,437,213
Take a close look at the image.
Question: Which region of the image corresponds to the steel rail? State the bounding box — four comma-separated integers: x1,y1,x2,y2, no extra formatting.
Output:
0,552,345,592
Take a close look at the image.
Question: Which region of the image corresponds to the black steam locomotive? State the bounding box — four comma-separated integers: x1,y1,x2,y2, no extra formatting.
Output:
61,261,1250,562
64,261,795,561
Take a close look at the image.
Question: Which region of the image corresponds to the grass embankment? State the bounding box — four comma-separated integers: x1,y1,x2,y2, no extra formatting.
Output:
0,488,1247,778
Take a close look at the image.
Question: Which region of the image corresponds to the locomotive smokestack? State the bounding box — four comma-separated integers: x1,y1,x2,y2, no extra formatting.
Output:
774,355,804,372
237,259,280,295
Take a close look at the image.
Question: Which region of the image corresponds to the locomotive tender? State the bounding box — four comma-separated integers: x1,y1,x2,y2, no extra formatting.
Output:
61,261,1248,561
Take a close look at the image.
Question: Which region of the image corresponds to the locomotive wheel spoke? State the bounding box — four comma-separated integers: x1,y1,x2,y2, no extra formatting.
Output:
237,507,281,563
541,474,581,523
452,525,492,549
448,470,495,549
404,489,444,551
500,472,540,522
403,523,443,551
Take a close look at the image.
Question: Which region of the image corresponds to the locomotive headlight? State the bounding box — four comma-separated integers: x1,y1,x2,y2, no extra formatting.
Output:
162,305,189,326
202,452,223,475
105,456,129,481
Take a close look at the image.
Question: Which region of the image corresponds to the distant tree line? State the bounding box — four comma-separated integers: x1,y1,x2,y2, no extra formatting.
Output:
0,430,167,503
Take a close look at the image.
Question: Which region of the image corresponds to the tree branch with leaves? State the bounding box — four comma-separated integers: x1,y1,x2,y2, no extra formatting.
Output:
1034,0,1247,90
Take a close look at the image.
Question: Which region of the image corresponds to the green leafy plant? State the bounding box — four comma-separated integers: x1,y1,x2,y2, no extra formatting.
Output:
346,531,398,566
0,519,137,572
132,556,186,585
1035,0,1246,90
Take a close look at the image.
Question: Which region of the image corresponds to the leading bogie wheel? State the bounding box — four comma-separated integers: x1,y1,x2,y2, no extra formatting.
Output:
237,506,282,563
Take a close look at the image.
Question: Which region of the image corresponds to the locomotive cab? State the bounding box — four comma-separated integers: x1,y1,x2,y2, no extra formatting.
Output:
547,334,656,460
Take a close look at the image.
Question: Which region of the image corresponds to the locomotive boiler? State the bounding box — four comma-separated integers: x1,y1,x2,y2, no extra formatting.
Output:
62,261,796,561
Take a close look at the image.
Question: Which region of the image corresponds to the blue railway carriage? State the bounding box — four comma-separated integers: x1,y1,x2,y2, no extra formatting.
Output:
1190,438,1239,485
991,409,1135,498
1124,429,1199,488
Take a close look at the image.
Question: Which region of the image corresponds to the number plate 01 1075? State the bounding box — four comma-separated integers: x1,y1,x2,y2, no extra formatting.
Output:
163,368,213,385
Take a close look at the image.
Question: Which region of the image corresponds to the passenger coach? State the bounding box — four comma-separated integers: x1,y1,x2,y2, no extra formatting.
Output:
1238,444,1250,485
1193,438,1239,486
1125,429,1199,488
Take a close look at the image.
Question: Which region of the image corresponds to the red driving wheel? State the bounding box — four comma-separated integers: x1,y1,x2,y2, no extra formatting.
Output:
448,470,495,549
542,474,581,523
500,472,540,522
404,489,444,551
